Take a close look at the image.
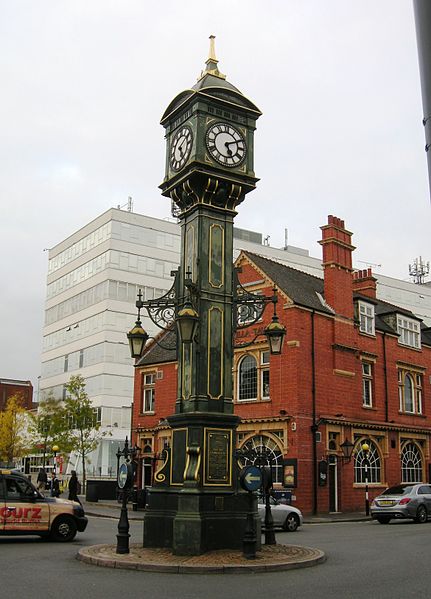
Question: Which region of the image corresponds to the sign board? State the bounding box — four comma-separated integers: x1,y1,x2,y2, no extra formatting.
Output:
118,463,132,489
240,465,262,492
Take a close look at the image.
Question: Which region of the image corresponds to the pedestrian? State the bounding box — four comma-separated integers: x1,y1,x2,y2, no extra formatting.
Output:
68,470,81,503
36,467,48,492
50,472,60,498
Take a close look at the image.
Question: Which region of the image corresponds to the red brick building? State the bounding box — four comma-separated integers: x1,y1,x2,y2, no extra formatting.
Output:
0,378,34,411
132,215,431,515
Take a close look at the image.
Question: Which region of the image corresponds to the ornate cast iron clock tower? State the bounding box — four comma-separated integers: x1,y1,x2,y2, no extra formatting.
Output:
143,37,262,555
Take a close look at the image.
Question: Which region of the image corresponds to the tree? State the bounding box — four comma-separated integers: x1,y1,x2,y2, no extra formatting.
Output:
57,375,107,490
28,393,63,467
0,394,30,465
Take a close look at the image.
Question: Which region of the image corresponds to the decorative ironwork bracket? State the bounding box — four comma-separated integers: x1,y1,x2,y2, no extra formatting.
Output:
137,270,179,331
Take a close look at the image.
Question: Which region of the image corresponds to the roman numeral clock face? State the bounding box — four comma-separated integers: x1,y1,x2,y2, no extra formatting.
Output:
206,123,247,167
170,126,193,171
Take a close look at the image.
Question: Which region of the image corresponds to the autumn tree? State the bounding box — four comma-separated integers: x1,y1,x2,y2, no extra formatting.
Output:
0,394,30,465
57,375,107,490
28,393,63,467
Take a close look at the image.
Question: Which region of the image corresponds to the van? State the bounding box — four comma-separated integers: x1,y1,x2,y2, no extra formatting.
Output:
0,469,88,542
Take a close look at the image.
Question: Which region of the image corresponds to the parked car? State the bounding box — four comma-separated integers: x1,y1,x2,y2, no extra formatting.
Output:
0,468,88,541
257,495,303,531
370,483,431,524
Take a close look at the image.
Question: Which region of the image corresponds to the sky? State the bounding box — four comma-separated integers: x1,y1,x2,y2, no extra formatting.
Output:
0,1,429,390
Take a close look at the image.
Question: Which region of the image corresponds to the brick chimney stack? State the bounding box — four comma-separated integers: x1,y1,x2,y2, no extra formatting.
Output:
352,268,377,299
319,215,355,318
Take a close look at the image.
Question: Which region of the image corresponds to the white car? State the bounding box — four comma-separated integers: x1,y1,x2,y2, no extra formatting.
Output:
258,496,303,532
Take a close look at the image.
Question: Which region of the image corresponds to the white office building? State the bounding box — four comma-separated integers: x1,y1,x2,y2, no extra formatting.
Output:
40,207,431,477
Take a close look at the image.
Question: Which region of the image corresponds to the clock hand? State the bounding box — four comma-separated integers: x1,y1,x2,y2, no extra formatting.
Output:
225,139,242,146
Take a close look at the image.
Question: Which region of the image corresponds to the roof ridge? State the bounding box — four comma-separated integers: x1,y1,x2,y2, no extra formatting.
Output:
242,250,324,283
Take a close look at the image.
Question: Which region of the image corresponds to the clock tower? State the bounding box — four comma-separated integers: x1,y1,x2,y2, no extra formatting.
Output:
143,37,262,555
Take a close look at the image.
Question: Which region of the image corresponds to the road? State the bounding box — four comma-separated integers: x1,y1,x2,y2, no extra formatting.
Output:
0,515,429,599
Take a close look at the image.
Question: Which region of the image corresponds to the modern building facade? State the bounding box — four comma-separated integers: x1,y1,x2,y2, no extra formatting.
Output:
131,215,431,515
40,207,431,478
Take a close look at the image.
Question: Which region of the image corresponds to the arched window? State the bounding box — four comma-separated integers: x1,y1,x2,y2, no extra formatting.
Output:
354,440,381,484
239,434,283,484
404,375,414,412
401,442,423,483
238,355,257,400
398,370,423,414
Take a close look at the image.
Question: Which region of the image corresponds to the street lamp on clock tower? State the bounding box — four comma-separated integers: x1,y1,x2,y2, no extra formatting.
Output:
143,36,264,556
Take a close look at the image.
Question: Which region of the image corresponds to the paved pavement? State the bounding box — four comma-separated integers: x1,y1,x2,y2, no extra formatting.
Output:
79,496,370,523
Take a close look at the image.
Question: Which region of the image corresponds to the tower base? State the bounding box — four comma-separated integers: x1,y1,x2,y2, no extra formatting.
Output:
143,488,261,555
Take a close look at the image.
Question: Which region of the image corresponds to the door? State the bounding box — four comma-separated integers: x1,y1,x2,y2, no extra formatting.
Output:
328,456,338,512
4,474,50,533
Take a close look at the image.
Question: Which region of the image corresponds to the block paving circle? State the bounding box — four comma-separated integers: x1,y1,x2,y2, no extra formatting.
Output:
77,543,326,573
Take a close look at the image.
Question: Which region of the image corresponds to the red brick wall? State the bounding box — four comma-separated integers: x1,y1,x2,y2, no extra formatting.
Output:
0,380,33,411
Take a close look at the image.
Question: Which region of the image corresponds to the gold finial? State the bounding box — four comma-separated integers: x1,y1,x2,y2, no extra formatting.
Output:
198,35,226,81
207,35,217,64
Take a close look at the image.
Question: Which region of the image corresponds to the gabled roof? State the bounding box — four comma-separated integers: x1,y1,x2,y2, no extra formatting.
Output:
137,328,177,367
240,251,333,315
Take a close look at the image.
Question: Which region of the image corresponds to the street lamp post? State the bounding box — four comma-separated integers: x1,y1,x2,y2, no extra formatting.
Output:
52,445,59,475
361,442,370,516
116,437,138,554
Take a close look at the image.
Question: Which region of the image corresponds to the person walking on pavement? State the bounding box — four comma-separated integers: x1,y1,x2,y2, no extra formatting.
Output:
68,470,81,504
50,472,60,497
36,467,48,491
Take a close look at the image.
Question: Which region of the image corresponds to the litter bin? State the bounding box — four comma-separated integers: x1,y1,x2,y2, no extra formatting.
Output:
85,480,98,502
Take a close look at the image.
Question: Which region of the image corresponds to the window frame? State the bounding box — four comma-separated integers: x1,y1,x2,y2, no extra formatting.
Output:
401,442,423,483
141,372,156,413
362,362,373,408
358,301,375,336
397,315,421,349
237,350,271,402
237,354,258,401
354,440,381,484
398,370,423,415
261,351,270,400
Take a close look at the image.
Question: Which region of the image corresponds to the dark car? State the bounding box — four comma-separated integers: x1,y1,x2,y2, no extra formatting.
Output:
370,483,431,524
0,469,88,541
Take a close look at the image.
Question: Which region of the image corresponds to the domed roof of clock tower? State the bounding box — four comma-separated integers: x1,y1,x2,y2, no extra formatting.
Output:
161,36,261,124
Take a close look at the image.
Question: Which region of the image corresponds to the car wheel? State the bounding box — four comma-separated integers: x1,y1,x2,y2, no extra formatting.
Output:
283,513,300,532
414,505,427,524
377,517,391,524
50,516,77,542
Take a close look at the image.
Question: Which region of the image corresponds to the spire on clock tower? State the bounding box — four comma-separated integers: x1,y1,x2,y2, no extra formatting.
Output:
198,34,226,81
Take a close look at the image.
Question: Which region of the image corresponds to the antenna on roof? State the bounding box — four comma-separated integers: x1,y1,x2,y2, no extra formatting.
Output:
409,256,430,285
357,260,382,270
116,197,134,212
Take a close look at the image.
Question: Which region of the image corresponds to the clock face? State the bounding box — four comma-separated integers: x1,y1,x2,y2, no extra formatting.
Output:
206,123,246,167
170,125,193,171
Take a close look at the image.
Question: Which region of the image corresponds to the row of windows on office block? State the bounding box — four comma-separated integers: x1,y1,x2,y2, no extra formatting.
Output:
48,220,180,276
43,310,136,351
47,249,179,299
45,280,168,326
41,374,133,403
41,341,132,378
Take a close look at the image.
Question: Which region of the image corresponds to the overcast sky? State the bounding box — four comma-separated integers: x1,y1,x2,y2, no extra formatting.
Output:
0,1,429,390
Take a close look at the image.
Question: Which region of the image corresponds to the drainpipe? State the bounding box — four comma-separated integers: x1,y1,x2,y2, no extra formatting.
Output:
383,332,389,422
310,310,318,515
